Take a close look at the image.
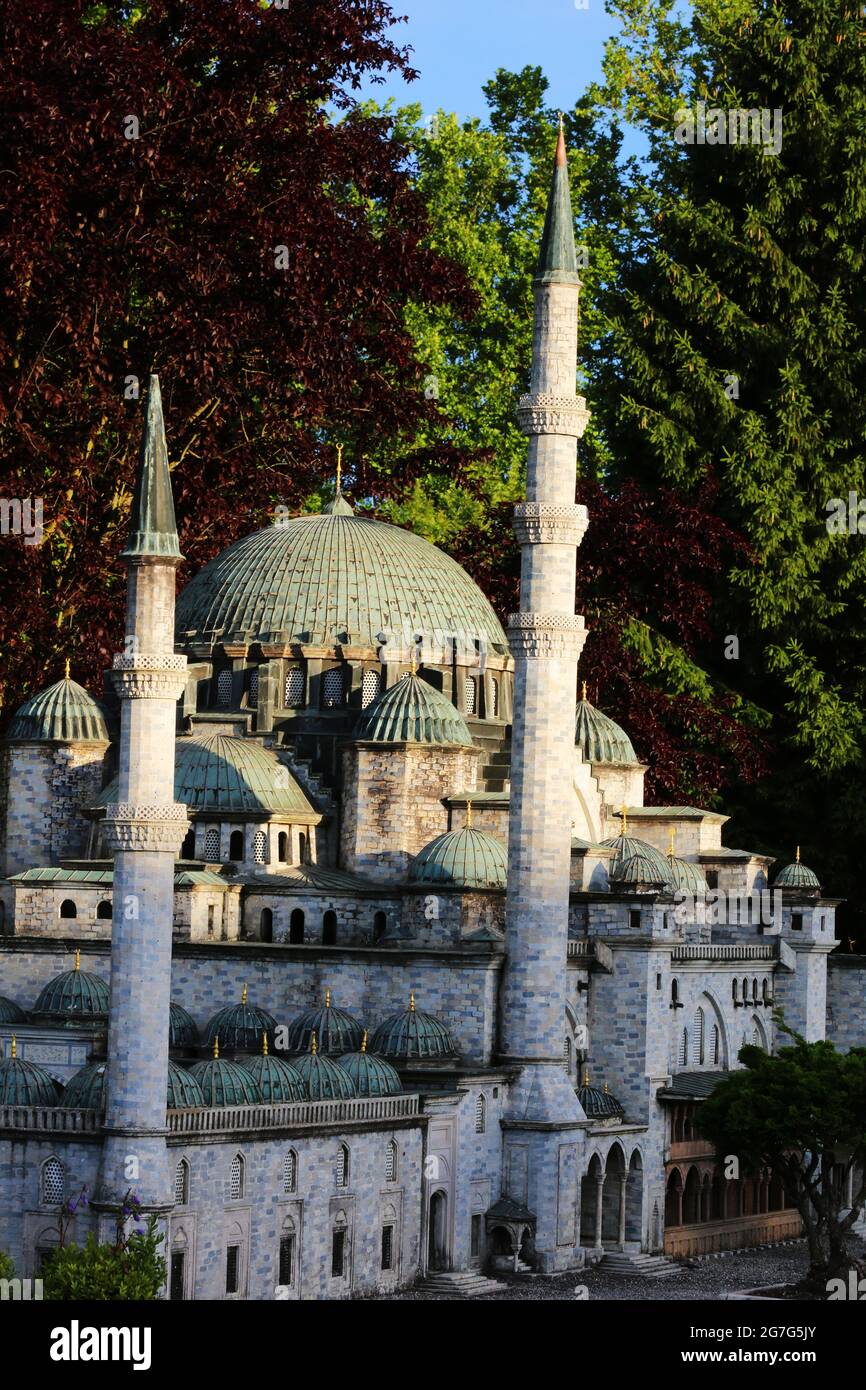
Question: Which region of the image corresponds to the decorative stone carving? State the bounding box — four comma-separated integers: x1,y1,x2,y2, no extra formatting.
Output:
512,502,589,547
516,392,590,438
112,653,188,671
109,669,188,700
507,613,588,660
101,802,189,854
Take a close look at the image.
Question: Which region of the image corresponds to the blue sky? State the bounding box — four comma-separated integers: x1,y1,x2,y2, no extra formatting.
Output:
357,0,619,123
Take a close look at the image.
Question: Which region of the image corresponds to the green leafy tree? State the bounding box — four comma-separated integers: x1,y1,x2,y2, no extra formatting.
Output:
0,1250,14,1281
699,1026,866,1286
44,1198,166,1301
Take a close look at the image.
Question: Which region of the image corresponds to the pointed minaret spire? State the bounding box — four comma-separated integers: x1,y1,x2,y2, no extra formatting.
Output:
121,374,182,559
536,120,579,282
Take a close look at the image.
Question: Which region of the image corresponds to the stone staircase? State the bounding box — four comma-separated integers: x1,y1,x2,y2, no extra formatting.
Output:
598,1251,680,1280
277,739,337,816
473,729,512,794
419,1270,509,1298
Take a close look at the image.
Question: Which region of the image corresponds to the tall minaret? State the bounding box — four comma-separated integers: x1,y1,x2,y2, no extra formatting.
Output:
96,376,188,1212
499,126,590,1268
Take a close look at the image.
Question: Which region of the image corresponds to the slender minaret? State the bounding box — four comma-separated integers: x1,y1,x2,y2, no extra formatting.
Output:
95,376,188,1211
499,126,590,1268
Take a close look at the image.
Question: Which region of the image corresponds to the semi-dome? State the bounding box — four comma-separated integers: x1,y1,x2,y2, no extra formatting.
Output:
242,1040,306,1103
204,987,276,1054
601,831,671,883
174,511,508,655
408,824,507,890
575,689,637,764
610,850,670,889
354,673,473,747
169,1001,200,1052
62,1061,106,1111
32,953,109,1019
666,855,709,894
370,994,457,1060
290,1037,357,1100
0,996,26,1025
285,991,364,1056
0,1038,59,1106
6,672,111,744
773,849,820,891
577,1072,625,1120
338,1034,403,1097
166,1061,206,1109
96,734,314,817
188,1043,263,1106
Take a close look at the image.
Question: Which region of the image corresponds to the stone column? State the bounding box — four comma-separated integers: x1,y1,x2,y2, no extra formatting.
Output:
617,1175,628,1248
594,1175,605,1251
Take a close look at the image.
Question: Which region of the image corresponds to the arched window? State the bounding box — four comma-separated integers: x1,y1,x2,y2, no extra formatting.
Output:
253,831,267,865
322,667,345,708
298,832,307,864
41,1157,64,1205
96,900,112,920
331,1213,348,1278
732,979,739,1004
693,1008,705,1066
670,978,679,1007
180,827,195,859
216,669,233,707
742,977,749,1001
336,1144,350,1189
361,669,381,709
752,978,759,1003
489,677,500,717
762,978,770,1004
204,828,220,861
283,1149,297,1195
284,667,305,708
712,1023,721,1066
385,1141,397,1184
277,832,288,863
175,1159,189,1206
322,911,337,946
373,910,387,943
248,668,259,708
230,1154,244,1201
289,909,305,945
229,830,244,862
679,1027,689,1066
59,900,77,920
259,908,273,943
475,1095,486,1134
752,1024,760,1046
463,675,477,716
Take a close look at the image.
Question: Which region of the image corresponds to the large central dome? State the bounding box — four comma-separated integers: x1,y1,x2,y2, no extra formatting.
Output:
175,510,508,655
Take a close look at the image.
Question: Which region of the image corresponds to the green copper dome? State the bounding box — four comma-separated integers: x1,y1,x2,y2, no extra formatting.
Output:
355,673,473,746
610,850,670,888
169,1001,200,1052
409,825,507,890
601,833,670,884
97,734,314,817
577,1076,624,1120
0,996,26,1025
290,1046,357,1100
338,1039,403,1097
774,853,820,891
174,513,508,654
0,1043,59,1106
242,1048,306,1103
7,676,111,744
188,1053,263,1106
286,992,365,1056
204,990,277,1054
575,694,637,765
166,1061,206,1109
33,958,109,1019
62,1062,106,1111
666,856,709,894
370,995,457,1060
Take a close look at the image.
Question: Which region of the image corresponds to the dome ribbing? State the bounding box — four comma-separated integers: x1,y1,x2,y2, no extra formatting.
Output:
354,673,473,746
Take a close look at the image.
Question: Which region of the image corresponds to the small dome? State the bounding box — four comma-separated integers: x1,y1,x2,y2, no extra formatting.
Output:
0,1039,59,1106
577,1075,625,1120
0,996,26,1025
610,850,670,888
408,824,507,890
33,954,109,1019
166,1061,205,1109
62,1061,106,1111
370,994,457,1060
666,855,708,894
575,691,637,764
6,674,112,744
601,832,671,883
169,1001,200,1052
773,850,820,891
355,673,473,747
285,991,364,1056
204,988,276,1054
290,1039,357,1100
188,1047,263,1106
242,1044,306,1103
338,1034,403,1097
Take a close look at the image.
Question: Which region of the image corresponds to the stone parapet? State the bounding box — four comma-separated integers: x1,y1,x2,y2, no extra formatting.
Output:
516,392,590,438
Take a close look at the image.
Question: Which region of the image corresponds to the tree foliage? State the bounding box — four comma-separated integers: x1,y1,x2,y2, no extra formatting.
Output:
44,1212,166,1301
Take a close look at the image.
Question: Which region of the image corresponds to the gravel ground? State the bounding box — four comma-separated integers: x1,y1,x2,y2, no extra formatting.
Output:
375,1236,866,1301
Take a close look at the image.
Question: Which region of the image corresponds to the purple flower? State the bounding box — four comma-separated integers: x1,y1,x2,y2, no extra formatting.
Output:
134,1226,146,1236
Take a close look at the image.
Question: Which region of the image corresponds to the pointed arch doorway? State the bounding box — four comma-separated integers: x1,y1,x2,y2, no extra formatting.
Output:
428,1190,449,1272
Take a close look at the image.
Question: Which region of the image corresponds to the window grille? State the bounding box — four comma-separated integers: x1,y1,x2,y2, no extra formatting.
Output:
230,1155,244,1200
322,667,344,707
284,668,304,707
361,669,381,708
217,670,233,706
42,1158,64,1205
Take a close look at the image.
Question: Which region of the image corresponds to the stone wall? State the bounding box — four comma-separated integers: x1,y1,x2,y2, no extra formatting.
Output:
826,956,866,1052
242,890,401,946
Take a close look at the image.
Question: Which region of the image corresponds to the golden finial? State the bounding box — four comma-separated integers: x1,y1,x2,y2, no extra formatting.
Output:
335,444,342,492
582,1068,590,1087
581,680,587,702
64,657,71,681
361,1030,368,1054
409,651,417,676
409,991,416,1013
213,1035,220,1059
241,983,248,1006
795,845,801,863
74,949,81,972
325,988,331,1008
10,1035,17,1059
619,805,628,837
465,801,473,830
311,1030,318,1055
263,1033,269,1056
603,1081,610,1095
668,828,676,859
